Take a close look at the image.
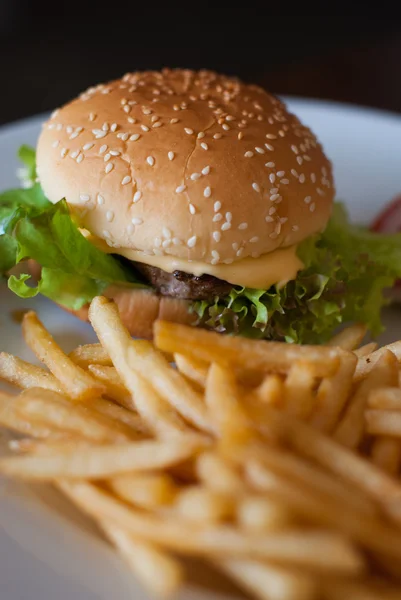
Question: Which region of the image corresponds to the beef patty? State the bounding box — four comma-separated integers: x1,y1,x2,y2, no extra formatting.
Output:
135,263,233,300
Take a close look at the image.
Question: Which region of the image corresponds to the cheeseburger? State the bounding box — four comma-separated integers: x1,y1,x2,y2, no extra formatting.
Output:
1,69,401,343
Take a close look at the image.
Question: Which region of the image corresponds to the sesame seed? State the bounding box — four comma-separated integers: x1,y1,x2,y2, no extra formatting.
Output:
155,237,162,248
187,236,197,248
252,182,261,193
146,156,155,166
110,150,121,156
99,144,107,155
255,147,265,154
133,191,142,203
184,127,194,135
211,250,220,262
162,240,171,249
200,143,208,150
66,126,73,134
214,201,222,212
291,169,299,178
102,123,109,132
213,133,222,140
317,188,325,196
127,117,136,124
265,143,274,151
265,161,275,168
127,224,135,235
104,153,111,162
172,237,181,245
265,133,277,140
304,196,312,204
269,207,277,215
202,166,210,175
191,173,201,181
142,108,152,115
311,173,316,183
265,216,274,222
236,248,244,257
163,227,172,239
130,134,140,141
292,225,299,232
270,188,279,194
225,212,232,222
152,121,162,129
123,105,131,114
56,124,63,131
280,217,288,224
221,222,231,231
141,125,150,132
299,174,306,183
269,174,276,184
310,203,316,212
131,217,143,225
244,151,254,158
189,204,196,215
60,148,68,158
170,118,179,124
297,156,303,166
250,236,259,243
291,145,299,154
52,140,60,148
213,213,222,222
111,123,118,132
270,194,281,202
176,185,186,193
213,231,221,242
103,230,111,239
106,210,114,222
204,186,211,198
277,170,285,177
168,151,175,161
83,142,94,151
232,242,239,251
122,176,131,185
197,132,205,139
79,194,90,202
238,222,248,230
76,153,84,164
89,112,96,121
93,130,107,139
105,162,113,173
281,178,289,185
322,166,327,176
269,232,279,239
222,124,230,131
97,194,105,205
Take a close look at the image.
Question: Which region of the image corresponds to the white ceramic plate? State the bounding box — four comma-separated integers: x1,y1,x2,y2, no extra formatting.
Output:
1,98,401,599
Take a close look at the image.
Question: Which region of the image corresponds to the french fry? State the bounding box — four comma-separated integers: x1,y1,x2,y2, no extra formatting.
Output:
334,350,398,448
174,485,233,523
174,353,209,389
205,363,252,444
87,297,193,437
85,397,147,434
0,437,202,479
309,351,357,433
109,473,177,508
69,343,112,368
321,579,401,600
368,387,401,411
354,342,378,358
101,523,183,599
220,559,317,600
283,361,315,419
366,410,401,438
254,374,284,406
58,481,363,572
246,460,401,561
0,391,61,438
371,437,401,475
88,364,132,407
236,496,291,532
327,323,367,351
154,320,340,377
354,340,401,382
0,352,62,392
196,452,244,494
14,388,135,442
22,312,104,401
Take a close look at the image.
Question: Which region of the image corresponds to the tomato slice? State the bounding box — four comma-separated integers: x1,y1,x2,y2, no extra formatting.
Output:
371,194,401,234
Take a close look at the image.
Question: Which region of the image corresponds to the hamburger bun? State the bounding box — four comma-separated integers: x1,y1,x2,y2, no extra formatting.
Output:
37,69,334,268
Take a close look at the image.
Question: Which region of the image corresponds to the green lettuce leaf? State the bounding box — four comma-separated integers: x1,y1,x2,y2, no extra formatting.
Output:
192,203,401,344
0,146,146,309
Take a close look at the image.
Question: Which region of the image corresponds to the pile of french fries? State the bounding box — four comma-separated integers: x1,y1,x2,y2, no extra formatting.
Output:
2,298,401,599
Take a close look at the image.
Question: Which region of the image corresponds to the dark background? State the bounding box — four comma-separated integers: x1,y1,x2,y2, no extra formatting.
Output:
1,8,401,125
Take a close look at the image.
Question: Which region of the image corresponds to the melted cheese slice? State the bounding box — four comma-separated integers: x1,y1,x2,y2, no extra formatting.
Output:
83,232,303,289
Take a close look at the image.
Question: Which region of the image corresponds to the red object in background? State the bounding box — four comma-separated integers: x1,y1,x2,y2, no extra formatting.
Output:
371,194,401,233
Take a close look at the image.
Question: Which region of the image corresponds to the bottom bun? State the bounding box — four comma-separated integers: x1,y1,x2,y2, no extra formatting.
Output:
27,261,195,339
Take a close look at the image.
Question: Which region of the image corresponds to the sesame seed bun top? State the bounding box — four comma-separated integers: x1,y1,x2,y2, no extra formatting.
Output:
36,69,334,265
